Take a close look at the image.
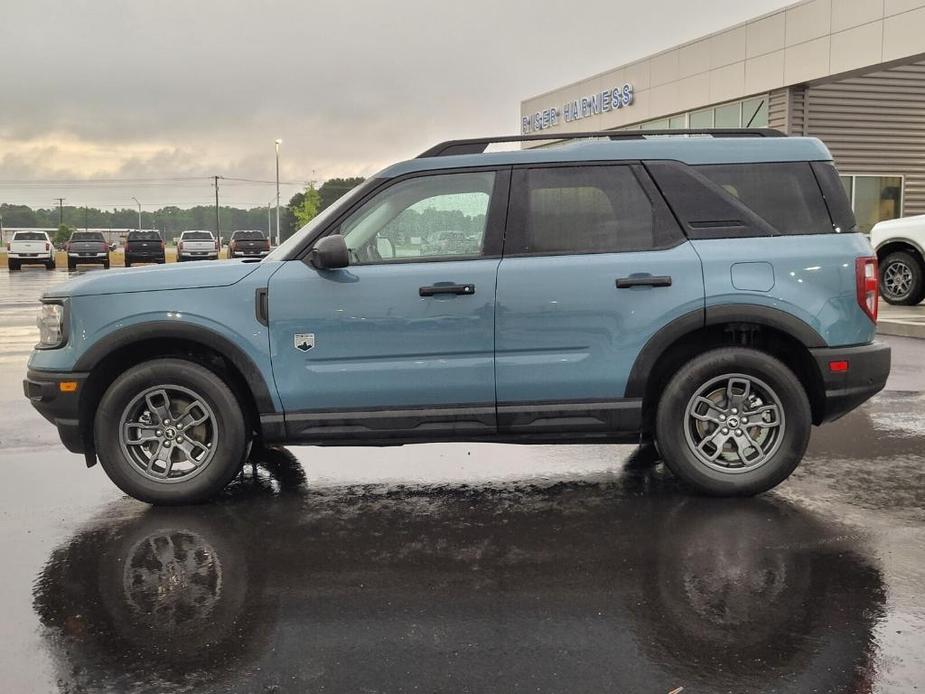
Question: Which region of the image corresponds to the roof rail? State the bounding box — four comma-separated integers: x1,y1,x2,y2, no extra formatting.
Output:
417,128,786,158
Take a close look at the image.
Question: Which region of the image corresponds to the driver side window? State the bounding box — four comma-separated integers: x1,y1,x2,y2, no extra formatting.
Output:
338,171,495,264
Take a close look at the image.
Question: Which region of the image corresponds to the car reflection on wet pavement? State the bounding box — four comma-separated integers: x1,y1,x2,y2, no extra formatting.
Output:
2,269,924,693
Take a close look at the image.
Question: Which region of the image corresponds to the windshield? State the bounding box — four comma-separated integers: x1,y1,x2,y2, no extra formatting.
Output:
182,231,213,240
70,232,104,241
13,232,46,241
264,178,379,261
232,230,265,240
128,231,162,241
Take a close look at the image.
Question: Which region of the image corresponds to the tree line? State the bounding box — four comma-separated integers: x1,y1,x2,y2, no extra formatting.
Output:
0,177,366,244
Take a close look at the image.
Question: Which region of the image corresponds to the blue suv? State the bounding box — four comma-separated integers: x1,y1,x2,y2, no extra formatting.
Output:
24,130,891,504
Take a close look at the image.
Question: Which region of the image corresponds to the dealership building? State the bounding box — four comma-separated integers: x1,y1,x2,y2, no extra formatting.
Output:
521,0,925,231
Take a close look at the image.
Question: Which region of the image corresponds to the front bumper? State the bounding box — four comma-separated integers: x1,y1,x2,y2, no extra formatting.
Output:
23,369,89,453
810,341,891,423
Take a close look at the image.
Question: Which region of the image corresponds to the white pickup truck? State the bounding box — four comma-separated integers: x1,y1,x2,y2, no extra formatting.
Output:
871,215,925,305
6,231,55,271
176,230,219,262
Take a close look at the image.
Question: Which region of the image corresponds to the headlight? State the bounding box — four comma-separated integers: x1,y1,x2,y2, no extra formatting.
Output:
37,302,66,348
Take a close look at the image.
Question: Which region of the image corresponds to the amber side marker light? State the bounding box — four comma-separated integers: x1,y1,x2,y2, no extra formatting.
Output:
829,360,849,373
58,381,78,393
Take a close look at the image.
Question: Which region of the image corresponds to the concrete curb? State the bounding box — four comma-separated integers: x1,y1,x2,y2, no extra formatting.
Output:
877,320,925,339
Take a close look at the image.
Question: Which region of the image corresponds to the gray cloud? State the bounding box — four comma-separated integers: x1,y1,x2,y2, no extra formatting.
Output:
0,0,786,208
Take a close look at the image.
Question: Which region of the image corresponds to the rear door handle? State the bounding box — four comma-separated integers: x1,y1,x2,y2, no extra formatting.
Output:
616,275,672,289
419,283,476,297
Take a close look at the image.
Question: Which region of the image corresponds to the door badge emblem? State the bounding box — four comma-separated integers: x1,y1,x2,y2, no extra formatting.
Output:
294,333,315,352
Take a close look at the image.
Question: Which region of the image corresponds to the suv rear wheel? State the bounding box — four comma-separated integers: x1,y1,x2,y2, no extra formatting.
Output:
95,358,248,504
655,347,811,496
879,251,925,305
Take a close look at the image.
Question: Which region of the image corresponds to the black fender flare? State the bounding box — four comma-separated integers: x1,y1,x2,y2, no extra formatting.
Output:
875,237,925,260
625,304,826,398
74,321,278,414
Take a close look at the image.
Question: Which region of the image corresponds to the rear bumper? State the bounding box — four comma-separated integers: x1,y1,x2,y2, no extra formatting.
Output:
8,254,52,263
23,369,89,453
810,341,891,423
125,251,166,262
67,253,108,264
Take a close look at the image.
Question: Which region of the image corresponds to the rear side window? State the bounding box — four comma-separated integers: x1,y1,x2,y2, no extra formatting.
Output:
13,232,46,241
232,230,265,240
183,231,213,240
507,165,682,255
695,163,833,235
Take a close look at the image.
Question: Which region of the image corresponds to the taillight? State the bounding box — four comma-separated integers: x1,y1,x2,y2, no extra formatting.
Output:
856,256,879,323
45,242,50,251
160,241,165,250
215,239,220,250
5,242,9,251
178,241,183,251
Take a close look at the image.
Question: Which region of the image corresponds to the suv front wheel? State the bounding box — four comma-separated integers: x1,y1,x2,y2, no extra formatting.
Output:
655,347,811,496
95,358,248,504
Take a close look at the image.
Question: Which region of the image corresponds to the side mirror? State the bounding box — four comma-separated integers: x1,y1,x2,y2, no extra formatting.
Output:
309,234,349,270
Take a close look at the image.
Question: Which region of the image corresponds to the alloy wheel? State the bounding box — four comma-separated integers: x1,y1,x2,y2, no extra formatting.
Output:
683,373,786,473
883,260,914,301
119,384,219,483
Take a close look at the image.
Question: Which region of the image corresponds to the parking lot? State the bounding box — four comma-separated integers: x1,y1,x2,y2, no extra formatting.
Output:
0,267,923,692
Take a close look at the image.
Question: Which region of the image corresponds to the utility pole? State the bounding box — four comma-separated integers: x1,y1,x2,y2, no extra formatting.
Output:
213,175,221,244
274,138,282,246
131,197,142,231
84,206,89,231
55,198,65,227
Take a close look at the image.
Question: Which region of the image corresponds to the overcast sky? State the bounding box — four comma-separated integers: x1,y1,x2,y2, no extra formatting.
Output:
0,0,788,210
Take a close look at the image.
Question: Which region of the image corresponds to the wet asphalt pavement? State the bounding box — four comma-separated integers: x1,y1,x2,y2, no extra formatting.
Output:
0,268,923,693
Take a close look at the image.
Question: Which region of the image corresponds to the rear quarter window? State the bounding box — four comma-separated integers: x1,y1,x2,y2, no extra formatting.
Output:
694,162,834,236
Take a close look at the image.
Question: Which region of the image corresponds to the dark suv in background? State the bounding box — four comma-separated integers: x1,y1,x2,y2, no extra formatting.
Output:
123,231,166,267
228,230,271,258
65,231,110,271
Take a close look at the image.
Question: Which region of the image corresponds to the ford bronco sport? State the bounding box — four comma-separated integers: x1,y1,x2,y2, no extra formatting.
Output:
24,130,891,504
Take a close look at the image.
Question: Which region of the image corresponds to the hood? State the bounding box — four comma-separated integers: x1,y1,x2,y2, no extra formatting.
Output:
45,259,263,298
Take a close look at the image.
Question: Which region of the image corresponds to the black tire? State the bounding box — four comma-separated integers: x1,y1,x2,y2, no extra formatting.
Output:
655,347,811,497
103,260,110,269
879,251,925,305
8,260,21,271
124,260,132,268
67,261,76,271
46,258,56,270
95,358,249,505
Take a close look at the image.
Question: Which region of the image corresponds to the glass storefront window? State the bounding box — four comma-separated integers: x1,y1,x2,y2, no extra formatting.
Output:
643,118,670,129
851,176,903,233
689,109,713,128
714,102,741,128
839,176,853,205
669,115,686,129
742,97,768,128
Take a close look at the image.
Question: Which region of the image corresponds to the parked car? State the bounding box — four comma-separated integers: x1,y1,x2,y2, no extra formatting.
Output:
124,231,166,267
870,214,925,305
65,231,109,271
176,230,219,262
24,129,891,505
7,230,55,270
228,230,271,258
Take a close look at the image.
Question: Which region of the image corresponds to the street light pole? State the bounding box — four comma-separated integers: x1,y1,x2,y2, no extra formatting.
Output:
267,198,273,242
274,138,282,246
131,196,142,231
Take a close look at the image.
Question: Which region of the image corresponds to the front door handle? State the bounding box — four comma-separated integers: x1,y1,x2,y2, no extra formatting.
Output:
419,283,476,297
616,275,672,289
